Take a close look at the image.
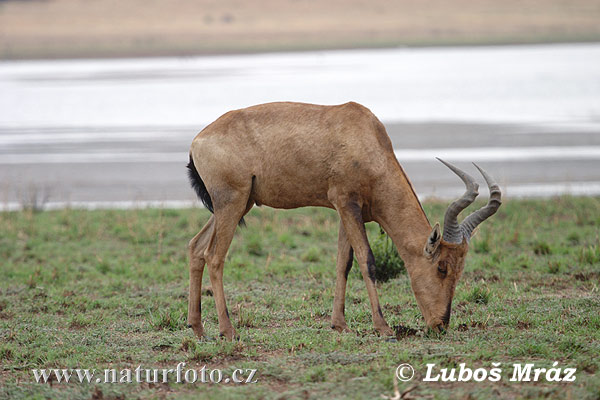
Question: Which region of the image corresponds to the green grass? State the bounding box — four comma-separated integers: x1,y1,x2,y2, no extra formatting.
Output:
0,197,599,399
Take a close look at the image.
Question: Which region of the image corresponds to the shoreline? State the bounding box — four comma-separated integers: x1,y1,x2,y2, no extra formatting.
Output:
1,120,598,207
3,37,600,62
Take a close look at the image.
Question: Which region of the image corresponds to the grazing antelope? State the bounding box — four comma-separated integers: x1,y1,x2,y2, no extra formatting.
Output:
186,101,501,340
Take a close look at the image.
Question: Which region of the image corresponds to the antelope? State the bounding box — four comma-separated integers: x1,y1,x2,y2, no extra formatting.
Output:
186,101,501,340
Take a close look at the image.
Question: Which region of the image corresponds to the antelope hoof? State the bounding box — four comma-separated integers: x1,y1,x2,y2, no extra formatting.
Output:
331,323,352,333
218,329,238,341
188,322,205,340
376,325,395,337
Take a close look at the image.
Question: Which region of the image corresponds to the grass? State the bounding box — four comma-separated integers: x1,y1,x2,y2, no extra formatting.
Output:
0,196,599,399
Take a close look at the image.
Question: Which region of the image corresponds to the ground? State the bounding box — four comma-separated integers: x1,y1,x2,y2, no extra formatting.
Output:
1,0,600,59
0,197,599,399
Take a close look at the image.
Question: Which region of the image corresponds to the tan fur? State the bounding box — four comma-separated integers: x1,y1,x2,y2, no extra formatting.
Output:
188,101,477,339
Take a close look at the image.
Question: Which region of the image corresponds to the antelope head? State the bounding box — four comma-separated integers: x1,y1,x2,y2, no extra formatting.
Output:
409,159,502,332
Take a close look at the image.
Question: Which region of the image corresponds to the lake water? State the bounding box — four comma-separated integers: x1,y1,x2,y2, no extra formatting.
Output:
1,43,599,129
0,43,599,207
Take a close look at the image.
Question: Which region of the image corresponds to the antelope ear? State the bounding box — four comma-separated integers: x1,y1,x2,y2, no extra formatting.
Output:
424,223,442,258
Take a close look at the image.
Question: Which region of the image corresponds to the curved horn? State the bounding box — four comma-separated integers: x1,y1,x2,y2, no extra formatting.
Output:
460,163,502,238
437,158,479,243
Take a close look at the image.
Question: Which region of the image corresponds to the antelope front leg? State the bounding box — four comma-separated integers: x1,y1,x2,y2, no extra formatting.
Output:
331,222,353,333
335,200,394,337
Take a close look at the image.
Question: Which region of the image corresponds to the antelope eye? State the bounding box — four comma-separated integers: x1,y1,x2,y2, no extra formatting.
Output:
437,264,447,275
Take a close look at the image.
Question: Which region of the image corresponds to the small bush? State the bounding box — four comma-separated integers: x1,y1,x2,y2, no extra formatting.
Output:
367,228,405,282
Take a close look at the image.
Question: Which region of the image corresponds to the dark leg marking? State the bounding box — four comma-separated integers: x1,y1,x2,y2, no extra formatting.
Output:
367,250,376,283
188,302,202,328
377,305,384,319
344,248,354,280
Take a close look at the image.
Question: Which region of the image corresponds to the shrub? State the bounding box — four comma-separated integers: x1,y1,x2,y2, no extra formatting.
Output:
357,227,405,282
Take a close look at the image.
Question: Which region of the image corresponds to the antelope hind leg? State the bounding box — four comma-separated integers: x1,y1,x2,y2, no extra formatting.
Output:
204,192,252,340
187,216,215,339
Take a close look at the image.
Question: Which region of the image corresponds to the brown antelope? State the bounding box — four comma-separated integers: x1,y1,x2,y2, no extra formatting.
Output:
186,101,501,340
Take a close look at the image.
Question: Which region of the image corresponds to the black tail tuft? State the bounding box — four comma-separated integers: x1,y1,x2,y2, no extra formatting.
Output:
187,154,214,214
186,154,246,227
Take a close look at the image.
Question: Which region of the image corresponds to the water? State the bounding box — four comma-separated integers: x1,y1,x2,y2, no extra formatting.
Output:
0,44,599,207
1,43,600,129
